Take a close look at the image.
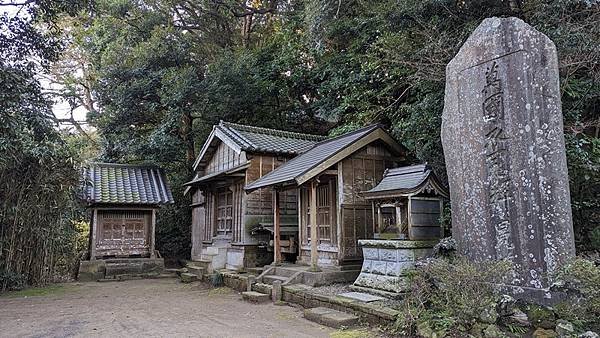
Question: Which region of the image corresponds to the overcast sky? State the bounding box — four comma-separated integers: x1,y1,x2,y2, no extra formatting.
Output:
2,1,89,126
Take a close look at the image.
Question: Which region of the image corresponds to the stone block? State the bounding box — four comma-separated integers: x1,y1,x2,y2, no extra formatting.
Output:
379,249,397,262
385,262,414,276
361,259,372,272
303,307,358,329
397,249,415,262
370,261,387,275
272,280,282,302
187,266,204,278
320,312,358,328
78,260,106,282
242,291,270,303
362,248,379,260
180,272,197,283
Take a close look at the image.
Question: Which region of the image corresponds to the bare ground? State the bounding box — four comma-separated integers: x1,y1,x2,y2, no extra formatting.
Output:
0,278,336,338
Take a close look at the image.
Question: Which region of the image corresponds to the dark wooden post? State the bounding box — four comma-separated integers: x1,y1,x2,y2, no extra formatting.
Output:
273,189,282,264
309,180,320,271
150,209,156,258
90,209,98,260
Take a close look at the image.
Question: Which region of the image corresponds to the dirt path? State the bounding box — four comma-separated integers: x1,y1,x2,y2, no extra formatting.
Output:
0,278,336,338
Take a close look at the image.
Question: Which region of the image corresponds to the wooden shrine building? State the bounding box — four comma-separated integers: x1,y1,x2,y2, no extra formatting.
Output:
81,163,173,259
78,163,173,282
362,164,449,241
185,121,325,270
245,124,407,270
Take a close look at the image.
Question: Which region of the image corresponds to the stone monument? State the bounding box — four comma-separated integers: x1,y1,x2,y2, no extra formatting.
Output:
441,17,575,300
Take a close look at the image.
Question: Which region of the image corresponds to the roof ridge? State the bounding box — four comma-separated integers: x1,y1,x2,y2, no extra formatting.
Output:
309,123,383,147
90,162,160,168
220,120,326,141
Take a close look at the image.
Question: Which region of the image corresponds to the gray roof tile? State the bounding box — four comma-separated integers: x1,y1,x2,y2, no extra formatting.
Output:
363,164,448,198
218,121,325,155
82,163,174,205
245,124,383,191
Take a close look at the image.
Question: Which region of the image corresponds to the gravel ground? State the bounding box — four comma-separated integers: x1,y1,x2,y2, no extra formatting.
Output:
0,278,334,338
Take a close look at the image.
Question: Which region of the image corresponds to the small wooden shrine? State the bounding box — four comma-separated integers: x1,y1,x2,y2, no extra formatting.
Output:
352,164,449,296
78,162,173,281
362,164,449,240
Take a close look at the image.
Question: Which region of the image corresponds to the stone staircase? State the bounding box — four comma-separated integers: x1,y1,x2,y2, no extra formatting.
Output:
257,266,303,286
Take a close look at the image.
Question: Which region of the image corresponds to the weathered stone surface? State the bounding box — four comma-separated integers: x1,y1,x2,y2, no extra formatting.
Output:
555,320,574,337
78,260,107,282
353,239,435,293
441,17,575,295
338,292,385,303
303,307,358,329
180,272,197,283
241,291,270,303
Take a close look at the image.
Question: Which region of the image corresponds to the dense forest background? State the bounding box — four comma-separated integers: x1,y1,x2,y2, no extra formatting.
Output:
1,0,598,289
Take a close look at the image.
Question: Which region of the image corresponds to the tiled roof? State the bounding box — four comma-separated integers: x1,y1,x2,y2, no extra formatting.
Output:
82,163,174,205
193,121,326,171
218,121,326,154
245,124,396,191
363,164,448,198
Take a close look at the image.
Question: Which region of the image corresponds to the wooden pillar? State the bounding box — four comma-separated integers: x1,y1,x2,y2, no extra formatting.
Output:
407,196,412,240
395,204,403,238
309,180,320,272
150,209,156,258
90,209,98,260
273,189,282,264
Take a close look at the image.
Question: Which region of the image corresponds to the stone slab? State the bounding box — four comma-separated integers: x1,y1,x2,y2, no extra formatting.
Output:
303,307,358,328
441,17,575,296
241,291,270,303
180,273,197,283
338,292,385,303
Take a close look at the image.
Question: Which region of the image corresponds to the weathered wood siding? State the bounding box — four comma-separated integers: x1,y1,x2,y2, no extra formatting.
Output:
191,189,206,259
95,209,152,258
245,155,298,217
339,144,397,261
205,142,247,175
409,197,443,240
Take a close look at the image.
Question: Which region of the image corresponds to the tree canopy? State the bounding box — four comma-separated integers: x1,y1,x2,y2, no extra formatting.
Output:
1,0,598,288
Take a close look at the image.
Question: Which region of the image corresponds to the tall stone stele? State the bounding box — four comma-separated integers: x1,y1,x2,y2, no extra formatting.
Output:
441,17,575,299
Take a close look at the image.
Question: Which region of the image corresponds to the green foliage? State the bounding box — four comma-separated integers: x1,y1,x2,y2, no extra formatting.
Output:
0,0,88,291
553,259,600,331
590,227,600,250
57,0,599,259
211,271,224,287
394,258,511,336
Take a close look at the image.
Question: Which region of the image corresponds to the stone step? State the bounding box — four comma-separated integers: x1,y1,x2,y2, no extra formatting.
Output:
241,291,270,303
273,267,299,277
263,275,288,285
187,260,212,270
303,307,359,328
246,267,264,275
187,266,205,277
180,272,198,283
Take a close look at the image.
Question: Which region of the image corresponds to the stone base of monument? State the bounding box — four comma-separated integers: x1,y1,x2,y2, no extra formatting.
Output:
351,239,439,297
497,284,569,307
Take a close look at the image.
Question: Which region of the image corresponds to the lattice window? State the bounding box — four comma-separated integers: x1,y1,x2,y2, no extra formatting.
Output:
216,189,233,236
303,179,336,245
100,211,147,242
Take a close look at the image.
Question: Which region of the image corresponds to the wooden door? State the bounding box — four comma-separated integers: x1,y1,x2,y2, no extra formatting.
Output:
97,210,150,257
